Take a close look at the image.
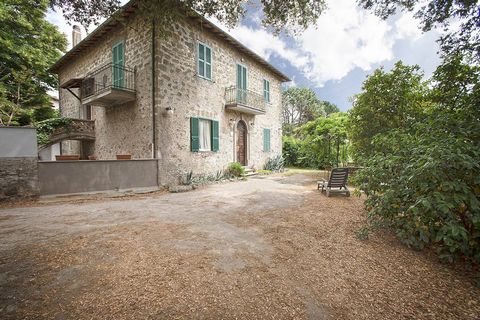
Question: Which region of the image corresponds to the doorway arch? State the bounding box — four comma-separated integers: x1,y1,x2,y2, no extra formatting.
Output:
236,120,247,166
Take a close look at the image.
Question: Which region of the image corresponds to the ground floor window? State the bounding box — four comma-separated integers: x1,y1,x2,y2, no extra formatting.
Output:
190,117,219,152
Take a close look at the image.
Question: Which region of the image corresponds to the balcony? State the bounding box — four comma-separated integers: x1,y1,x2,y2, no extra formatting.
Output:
80,63,135,106
38,119,95,151
225,86,266,115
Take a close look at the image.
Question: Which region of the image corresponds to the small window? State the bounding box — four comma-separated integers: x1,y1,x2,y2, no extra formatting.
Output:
263,79,270,102
197,42,212,80
191,117,219,152
263,128,271,152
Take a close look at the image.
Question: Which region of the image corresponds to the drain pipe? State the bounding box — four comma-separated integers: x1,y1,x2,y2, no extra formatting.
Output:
151,18,157,158
151,19,160,187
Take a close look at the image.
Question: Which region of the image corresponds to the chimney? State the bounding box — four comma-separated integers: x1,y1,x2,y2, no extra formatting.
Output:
72,25,81,47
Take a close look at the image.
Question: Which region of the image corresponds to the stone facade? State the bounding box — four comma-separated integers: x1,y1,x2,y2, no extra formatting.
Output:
57,11,286,186
0,158,39,201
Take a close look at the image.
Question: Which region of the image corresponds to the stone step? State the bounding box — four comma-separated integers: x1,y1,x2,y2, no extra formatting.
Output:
244,171,258,177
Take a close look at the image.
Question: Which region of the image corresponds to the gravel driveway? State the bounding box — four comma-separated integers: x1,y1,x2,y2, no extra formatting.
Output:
0,173,479,319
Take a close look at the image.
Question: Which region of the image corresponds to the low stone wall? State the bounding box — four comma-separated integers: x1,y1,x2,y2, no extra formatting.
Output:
38,159,159,196
0,127,40,201
0,157,39,201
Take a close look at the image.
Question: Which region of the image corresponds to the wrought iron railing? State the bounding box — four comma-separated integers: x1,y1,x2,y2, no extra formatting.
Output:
81,63,135,98
225,86,266,113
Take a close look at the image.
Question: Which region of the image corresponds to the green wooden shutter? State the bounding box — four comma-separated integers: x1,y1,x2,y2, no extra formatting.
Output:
112,42,124,88
198,43,205,77
190,117,199,152
263,79,270,102
263,128,271,152
267,80,270,102
211,120,219,152
205,46,212,80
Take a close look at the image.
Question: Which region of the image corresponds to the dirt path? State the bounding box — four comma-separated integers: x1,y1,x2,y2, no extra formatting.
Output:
0,173,479,319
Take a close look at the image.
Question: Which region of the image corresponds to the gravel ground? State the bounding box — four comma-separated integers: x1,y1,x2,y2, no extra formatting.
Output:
0,173,479,319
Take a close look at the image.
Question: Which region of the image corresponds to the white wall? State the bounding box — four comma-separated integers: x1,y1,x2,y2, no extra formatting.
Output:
0,127,38,158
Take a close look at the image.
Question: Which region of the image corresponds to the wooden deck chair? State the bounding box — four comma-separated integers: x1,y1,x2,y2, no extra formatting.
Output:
317,168,350,197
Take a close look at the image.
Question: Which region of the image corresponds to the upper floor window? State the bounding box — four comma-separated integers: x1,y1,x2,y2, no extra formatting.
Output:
263,79,270,103
112,41,125,88
197,42,212,80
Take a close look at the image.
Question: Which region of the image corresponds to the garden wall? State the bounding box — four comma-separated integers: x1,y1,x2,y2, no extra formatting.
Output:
38,159,159,196
0,127,40,201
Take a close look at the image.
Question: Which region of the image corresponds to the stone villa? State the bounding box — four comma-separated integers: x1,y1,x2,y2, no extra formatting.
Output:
49,0,290,185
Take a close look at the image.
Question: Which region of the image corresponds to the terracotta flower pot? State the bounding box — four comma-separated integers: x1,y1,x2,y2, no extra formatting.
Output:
88,155,97,160
55,155,80,161
116,154,132,160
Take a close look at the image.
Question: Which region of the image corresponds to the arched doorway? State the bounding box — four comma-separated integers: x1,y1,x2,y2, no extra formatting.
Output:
236,120,247,166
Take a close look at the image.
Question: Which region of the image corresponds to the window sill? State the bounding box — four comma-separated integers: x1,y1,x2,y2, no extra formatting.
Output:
196,74,213,82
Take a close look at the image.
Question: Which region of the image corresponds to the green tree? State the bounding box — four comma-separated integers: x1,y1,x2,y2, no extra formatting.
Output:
282,87,325,134
298,112,349,168
50,0,326,34
0,0,67,125
353,57,480,267
321,101,340,115
348,61,430,159
358,0,480,61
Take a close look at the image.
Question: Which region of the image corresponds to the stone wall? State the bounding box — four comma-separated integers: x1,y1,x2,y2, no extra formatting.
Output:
58,13,154,159
57,11,286,186
0,127,39,201
0,158,39,201
154,19,284,185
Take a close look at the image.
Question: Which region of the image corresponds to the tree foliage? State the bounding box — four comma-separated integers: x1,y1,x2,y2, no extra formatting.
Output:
358,0,480,61
282,87,326,134
349,61,430,159
50,0,326,34
283,112,350,168
0,0,66,125
351,56,480,268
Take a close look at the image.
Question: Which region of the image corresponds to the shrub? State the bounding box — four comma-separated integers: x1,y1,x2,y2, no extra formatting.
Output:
353,108,480,266
264,155,285,172
226,162,245,177
282,135,301,167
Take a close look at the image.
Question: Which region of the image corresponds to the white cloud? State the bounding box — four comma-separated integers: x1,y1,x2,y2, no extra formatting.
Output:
48,0,428,87
395,12,423,41
213,0,428,87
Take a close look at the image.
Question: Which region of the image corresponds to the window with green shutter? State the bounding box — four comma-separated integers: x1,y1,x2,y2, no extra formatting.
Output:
191,117,219,152
263,128,271,152
197,42,212,80
263,79,270,102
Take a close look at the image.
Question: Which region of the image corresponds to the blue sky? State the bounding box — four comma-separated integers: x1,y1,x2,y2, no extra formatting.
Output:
47,0,441,111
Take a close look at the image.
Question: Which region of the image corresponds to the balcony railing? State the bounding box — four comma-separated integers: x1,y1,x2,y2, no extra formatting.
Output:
80,63,135,106
225,86,266,115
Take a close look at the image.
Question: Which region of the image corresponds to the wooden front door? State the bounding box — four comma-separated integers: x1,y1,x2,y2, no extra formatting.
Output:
236,121,247,166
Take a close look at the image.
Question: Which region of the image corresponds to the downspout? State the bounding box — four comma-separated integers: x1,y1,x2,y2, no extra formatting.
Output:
151,19,157,158
151,19,159,187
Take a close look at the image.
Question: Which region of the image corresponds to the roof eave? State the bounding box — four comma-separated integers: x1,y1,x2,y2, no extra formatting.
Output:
49,0,290,83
